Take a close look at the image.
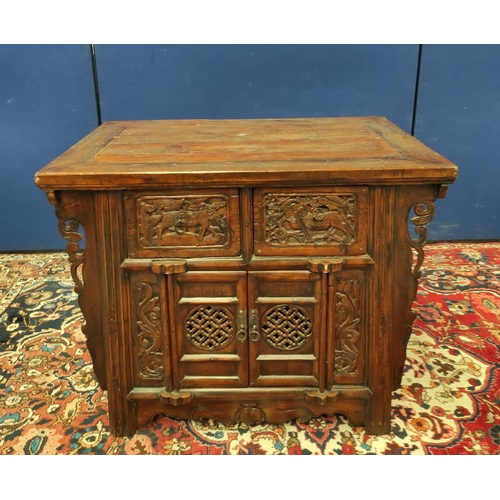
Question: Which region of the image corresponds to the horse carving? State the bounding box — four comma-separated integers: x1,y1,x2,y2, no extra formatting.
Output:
265,194,356,247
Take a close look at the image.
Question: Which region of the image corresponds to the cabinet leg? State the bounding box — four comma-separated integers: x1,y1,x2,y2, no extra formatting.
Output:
364,402,392,436
364,419,391,436
107,399,138,438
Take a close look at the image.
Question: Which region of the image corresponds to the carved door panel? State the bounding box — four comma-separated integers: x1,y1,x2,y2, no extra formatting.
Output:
247,271,322,387
172,271,248,389
130,271,165,388
330,270,366,387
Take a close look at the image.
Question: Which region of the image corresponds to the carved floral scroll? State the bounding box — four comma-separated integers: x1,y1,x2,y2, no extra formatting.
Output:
135,282,164,380
335,278,361,375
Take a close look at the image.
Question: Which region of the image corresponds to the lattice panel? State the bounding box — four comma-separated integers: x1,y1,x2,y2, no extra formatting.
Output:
262,305,313,350
185,305,235,350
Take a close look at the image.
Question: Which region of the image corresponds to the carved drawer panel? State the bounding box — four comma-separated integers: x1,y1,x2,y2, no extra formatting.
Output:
253,187,368,256
125,189,241,258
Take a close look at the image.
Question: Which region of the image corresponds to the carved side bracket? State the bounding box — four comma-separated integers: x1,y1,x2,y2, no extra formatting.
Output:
49,191,86,295
49,191,107,390
406,201,435,279
57,216,85,294
393,197,437,391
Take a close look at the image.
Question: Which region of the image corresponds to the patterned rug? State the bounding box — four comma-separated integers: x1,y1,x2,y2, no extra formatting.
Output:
0,242,499,455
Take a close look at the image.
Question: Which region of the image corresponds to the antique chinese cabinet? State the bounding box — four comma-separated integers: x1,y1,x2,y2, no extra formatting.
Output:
35,117,458,436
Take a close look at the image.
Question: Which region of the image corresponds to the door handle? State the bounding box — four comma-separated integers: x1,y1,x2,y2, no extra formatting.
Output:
249,309,260,342
236,310,247,342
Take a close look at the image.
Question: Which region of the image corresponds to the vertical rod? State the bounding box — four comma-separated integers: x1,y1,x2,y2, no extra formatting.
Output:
90,44,102,126
159,275,173,393
318,270,328,393
411,44,423,137
326,272,336,390
240,188,253,264
166,273,180,391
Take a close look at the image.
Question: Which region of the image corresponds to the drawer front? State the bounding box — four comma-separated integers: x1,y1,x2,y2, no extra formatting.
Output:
125,189,241,258
253,186,368,256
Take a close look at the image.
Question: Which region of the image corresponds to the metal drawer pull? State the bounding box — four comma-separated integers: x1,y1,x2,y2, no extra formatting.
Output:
249,309,260,342
236,310,247,342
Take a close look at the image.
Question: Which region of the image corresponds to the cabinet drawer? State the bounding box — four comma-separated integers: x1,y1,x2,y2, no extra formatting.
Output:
125,189,241,258
253,186,368,256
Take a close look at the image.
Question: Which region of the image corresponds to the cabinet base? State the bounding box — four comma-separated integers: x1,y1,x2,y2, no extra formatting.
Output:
117,386,391,438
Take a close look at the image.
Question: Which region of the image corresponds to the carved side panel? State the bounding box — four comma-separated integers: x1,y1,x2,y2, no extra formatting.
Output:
264,194,357,249
334,277,362,378
135,282,164,380
402,199,436,338
137,195,230,248
392,187,437,391
49,191,107,390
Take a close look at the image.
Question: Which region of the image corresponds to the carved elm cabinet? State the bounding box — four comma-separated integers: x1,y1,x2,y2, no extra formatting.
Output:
35,117,458,436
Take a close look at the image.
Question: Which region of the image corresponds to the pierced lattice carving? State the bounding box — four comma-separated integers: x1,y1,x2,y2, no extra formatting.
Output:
262,305,313,350
186,305,235,350
136,282,164,379
264,194,357,249
137,195,230,248
335,278,361,376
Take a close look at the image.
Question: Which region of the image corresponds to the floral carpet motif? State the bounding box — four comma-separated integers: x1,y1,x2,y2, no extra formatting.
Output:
0,243,499,454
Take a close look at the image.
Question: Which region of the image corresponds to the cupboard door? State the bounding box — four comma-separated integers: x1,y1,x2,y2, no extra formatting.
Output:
173,271,248,388
248,271,321,387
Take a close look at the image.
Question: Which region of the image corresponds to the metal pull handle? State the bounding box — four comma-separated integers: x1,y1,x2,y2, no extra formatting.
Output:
249,309,260,342
236,310,247,342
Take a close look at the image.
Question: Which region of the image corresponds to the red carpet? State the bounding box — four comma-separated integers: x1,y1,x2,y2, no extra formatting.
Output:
0,242,499,454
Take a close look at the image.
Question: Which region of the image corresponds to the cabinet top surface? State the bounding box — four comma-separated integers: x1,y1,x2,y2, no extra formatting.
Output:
35,117,458,190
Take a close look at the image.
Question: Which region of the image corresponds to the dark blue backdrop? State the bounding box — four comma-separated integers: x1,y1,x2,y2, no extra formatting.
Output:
95,44,418,129
0,45,97,250
1,44,498,250
414,44,500,240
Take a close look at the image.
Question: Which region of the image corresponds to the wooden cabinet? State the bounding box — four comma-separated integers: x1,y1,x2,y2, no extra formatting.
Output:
35,117,458,436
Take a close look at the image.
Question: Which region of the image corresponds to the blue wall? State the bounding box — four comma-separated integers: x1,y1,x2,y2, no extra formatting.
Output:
1,44,498,250
95,44,418,130
0,45,98,250
414,44,500,240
